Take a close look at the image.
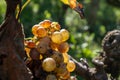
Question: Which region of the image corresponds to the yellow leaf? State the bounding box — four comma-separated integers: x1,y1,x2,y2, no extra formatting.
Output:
69,0,77,9
61,0,69,5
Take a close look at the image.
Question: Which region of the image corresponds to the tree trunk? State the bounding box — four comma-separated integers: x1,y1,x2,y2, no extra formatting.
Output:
0,0,32,80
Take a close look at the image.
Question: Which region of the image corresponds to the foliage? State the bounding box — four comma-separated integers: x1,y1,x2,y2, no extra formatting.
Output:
0,0,6,23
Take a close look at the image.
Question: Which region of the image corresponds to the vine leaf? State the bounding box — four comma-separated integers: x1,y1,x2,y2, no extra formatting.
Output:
61,0,85,19
61,0,69,5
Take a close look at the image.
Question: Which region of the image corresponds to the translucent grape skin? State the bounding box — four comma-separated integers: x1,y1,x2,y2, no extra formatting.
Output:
55,62,67,76
36,27,47,37
51,31,63,44
58,42,69,53
60,29,70,42
50,41,59,51
67,60,76,72
60,70,70,79
39,20,52,28
32,24,39,36
42,57,56,72
51,22,61,31
51,50,64,63
25,40,36,48
36,36,51,54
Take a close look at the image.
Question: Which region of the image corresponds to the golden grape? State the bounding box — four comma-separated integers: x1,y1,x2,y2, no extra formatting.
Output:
51,31,63,44
39,20,52,28
24,40,36,48
51,51,64,63
42,58,56,72
32,24,39,36
36,27,47,37
50,41,59,51
36,37,51,54
67,60,76,72
60,29,69,42
55,62,67,76
51,22,61,31
60,70,70,79
58,42,69,53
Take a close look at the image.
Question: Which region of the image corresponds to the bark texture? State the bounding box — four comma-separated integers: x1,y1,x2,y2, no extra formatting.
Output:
0,0,32,80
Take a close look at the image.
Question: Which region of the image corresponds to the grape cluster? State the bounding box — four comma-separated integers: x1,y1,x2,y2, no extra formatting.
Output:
24,20,76,80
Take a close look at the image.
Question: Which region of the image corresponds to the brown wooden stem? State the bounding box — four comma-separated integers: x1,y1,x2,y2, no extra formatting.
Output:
0,0,32,80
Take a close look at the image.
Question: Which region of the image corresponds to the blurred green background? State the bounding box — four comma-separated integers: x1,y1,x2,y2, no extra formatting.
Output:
0,0,120,79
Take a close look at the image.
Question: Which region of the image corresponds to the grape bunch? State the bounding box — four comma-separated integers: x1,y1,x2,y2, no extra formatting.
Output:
24,20,76,80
